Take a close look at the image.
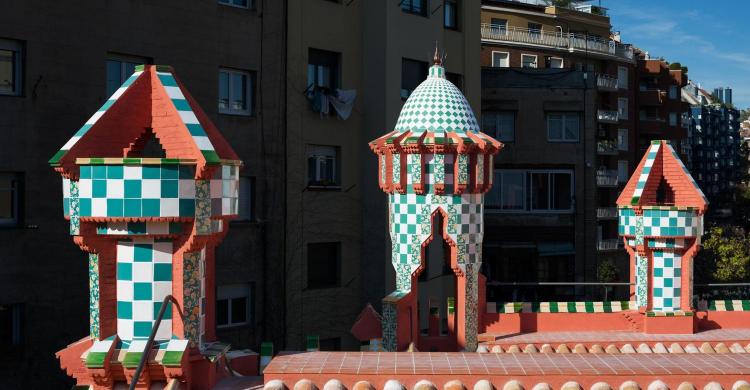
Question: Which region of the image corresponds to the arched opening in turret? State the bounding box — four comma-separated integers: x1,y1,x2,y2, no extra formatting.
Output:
655,177,675,205
417,210,457,351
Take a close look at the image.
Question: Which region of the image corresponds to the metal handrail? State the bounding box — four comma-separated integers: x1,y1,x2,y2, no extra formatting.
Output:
129,295,184,390
488,282,634,286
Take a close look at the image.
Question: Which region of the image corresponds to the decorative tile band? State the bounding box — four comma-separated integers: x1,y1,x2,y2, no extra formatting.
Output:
89,253,100,339
630,142,660,205
76,157,199,165
619,207,702,238
705,300,750,311
96,222,183,235
183,250,206,346
487,301,636,314
646,310,693,317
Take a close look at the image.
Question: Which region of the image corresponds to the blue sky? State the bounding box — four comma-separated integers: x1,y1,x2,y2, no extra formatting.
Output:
606,0,750,108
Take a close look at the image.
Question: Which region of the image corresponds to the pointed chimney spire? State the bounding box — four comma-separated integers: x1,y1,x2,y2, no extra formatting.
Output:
433,41,442,66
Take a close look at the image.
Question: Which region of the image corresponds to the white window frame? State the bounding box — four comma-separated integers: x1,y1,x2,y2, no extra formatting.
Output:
617,160,629,184
488,169,574,214
546,112,580,142
549,57,564,69
307,145,340,188
617,66,628,89
216,284,251,328
218,0,251,8
491,51,509,68
482,111,515,142
617,128,628,151
218,68,253,116
0,39,23,96
617,98,628,120
521,54,538,69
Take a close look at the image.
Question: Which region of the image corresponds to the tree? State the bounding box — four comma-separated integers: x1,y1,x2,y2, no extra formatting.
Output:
740,108,750,123
695,226,750,282
543,0,574,7
597,259,619,301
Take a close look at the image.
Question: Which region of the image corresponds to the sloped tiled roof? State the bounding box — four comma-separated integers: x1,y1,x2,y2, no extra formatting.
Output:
49,65,239,178
617,140,707,211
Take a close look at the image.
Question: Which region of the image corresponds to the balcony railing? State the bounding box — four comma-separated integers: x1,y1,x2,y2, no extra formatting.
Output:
597,207,618,219
596,74,618,91
597,140,618,155
596,169,619,187
597,109,619,124
597,238,622,251
480,24,634,62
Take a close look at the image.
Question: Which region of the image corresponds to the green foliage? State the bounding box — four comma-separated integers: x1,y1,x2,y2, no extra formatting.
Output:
740,108,750,122
668,62,682,70
696,226,750,282
597,259,619,283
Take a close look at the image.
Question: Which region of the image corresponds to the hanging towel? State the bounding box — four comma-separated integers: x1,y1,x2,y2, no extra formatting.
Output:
330,89,357,120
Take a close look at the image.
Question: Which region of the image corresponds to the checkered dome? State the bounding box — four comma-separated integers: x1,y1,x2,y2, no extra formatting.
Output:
394,65,479,135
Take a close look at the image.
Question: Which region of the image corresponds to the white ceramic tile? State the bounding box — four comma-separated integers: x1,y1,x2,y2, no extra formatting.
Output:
178,180,195,198
156,319,172,340
132,262,153,282
160,198,180,217
132,301,153,321
117,241,134,262
117,319,134,341
78,179,92,198
152,242,173,263
106,179,125,198
141,179,161,198
92,198,107,216
153,281,172,300
124,166,142,180
117,280,134,301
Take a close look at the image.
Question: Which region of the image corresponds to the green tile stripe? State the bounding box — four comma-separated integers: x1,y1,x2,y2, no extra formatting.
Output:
708,300,750,311
155,70,220,164
490,301,635,313
50,70,144,165
160,350,184,367
123,351,143,368
77,157,196,165
646,310,694,317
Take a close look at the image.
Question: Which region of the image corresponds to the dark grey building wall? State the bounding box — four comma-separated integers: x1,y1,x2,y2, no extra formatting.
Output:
0,1,285,388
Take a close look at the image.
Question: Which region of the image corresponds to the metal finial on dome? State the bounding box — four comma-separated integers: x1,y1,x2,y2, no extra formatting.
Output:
433,42,442,66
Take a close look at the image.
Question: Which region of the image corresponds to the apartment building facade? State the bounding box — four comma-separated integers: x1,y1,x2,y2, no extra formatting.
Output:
479,0,636,300
285,0,480,350
683,82,741,203
0,1,286,388
633,51,689,157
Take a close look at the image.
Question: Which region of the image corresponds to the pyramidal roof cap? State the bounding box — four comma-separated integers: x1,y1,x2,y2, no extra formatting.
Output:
50,64,240,178
616,140,707,211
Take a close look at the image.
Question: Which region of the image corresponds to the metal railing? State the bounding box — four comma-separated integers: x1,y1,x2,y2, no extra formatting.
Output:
597,238,622,251
597,109,619,123
130,295,183,390
480,24,634,61
597,74,619,90
597,207,618,219
487,281,633,302
597,140,618,155
596,170,619,187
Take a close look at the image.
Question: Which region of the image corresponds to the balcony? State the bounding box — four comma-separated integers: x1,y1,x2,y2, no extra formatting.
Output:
639,89,665,106
597,109,619,124
596,74,618,91
480,24,634,62
597,238,622,251
597,140,618,155
596,169,619,187
597,207,618,219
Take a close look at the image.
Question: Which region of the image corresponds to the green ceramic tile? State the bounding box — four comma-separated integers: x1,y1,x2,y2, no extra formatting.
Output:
153,263,171,281
142,199,160,217
133,283,152,300
161,180,178,198
117,301,133,319
134,243,153,262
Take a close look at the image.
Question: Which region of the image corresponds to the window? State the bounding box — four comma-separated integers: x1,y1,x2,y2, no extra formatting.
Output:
219,68,254,116
669,112,678,126
617,98,628,120
0,303,23,350
521,54,537,68
491,18,507,34
528,23,542,39
444,0,458,29
216,284,252,327
0,39,22,96
487,170,573,213
617,129,628,151
401,0,427,16
491,52,509,68
617,160,629,184
547,112,580,142
0,173,22,227
218,0,250,7
617,66,628,89
307,242,341,289
106,54,150,97
446,72,463,91
237,176,255,221
401,58,428,98
307,145,341,187
482,111,515,141
669,85,678,99
549,57,563,69
308,48,341,96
